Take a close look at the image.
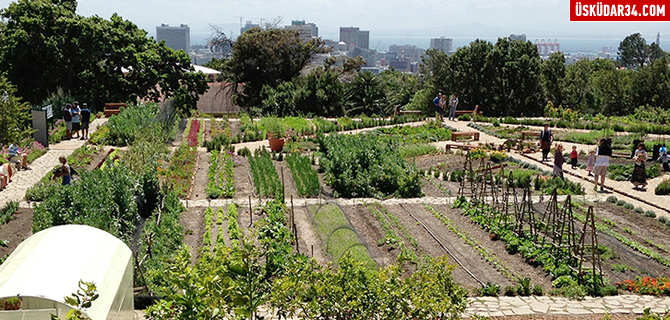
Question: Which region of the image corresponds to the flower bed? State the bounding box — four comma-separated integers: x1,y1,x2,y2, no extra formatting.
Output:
184,118,202,147
161,144,197,198
617,277,670,296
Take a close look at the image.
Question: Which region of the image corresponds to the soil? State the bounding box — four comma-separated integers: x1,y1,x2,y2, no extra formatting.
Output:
422,177,460,197
190,150,210,200
274,160,299,199
230,121,242,140
180,207,205,263
412,153,468,172
87,147,112,170
0,208,33,258
292,206,328,262
233,156,255,199
340,204,395,267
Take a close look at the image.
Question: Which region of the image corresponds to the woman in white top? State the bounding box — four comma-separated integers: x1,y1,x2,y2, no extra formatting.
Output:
631,143,648,189
593,138,612,192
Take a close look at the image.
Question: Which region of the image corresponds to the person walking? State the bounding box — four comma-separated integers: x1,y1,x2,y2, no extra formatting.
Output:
54,156,71,185
63,104,73,140
80,103,91,140
593,138,612,192
631,142,648,190
657,146,669,173
433,93,444,122
70,102,81,139
553,144,565,180
540,124,553,162
570,146,579,169
586,150,595,176
448,94,459,121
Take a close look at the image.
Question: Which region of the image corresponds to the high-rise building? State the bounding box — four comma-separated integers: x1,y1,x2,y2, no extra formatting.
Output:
509,34,527,42
241,21,260,35
339,27,359,46
356,30,370,50
156,23,190,53
285,20,318,42
339,27,370,49
430,37,453,54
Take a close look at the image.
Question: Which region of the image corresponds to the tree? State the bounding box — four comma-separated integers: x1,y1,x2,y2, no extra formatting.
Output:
0,0,207,114
224,28,324,110
0,76,32,145
592,68,634,115
630,57,670,110
294,68,345,116
345,72,387,116
541,52,566,107
618,33,666,70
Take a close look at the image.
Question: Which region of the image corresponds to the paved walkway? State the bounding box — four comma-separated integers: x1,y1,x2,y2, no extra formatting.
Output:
465,295,670,317
0,118,107,208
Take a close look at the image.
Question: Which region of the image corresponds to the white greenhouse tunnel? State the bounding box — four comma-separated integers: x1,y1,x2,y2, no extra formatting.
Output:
0,225,134,320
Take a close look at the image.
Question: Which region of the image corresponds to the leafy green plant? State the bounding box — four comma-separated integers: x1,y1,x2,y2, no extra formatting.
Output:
517,277,532,296
606,196,618,203
161,144,197,198
286,153,320,197
532,285,544,296
634,207,645,214
0,201,18,226
503,285,517,296
656,179,670,195
206,150,236,199
624,203,635,210
612,264,634,273
51,280,99,320
616,200,626,206
645,210,657,218
479,283,501,297
227,203,241,245
248,150,282,198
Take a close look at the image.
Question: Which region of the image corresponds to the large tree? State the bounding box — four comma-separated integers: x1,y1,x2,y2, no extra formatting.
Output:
618,33,667,70
541,52,567,107
0,0,207,113
224,28,324,109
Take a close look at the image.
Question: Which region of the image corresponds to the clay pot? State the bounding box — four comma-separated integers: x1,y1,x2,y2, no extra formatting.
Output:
268,138,285,152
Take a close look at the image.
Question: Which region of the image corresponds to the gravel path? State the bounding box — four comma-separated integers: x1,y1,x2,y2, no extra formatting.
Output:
0,118,107,208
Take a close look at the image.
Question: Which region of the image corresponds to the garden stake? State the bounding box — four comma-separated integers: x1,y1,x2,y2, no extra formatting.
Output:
291,195,295,230
311,245,314,258
248,195,253,227
281,166,285,202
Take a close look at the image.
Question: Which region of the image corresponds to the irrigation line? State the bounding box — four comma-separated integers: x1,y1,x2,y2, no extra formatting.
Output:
518,154,670,215
398,203,485,287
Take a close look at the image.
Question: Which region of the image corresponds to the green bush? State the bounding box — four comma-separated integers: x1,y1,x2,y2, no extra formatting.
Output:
624,203,635,210
503,285,517,296
93,103,166,146
645,210,656,218
0,201,18,226
658,216,668,224
616,200,626,206
320,133,422,198
32,165,141,243
458,114,471,121
531,285,544,296
606,196,618,203
634,207,645,214
656,179,670,195
237,147,251,157
479,283,500,297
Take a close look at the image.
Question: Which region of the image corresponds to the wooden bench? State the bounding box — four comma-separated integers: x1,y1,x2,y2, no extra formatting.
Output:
455,105,483,116
521,131,541,140
393,106,422,117
104,103,127,117
451,131,480,141
445,143,475,151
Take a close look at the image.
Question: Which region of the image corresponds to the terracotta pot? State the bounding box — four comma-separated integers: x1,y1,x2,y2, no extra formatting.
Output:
268,138,285,152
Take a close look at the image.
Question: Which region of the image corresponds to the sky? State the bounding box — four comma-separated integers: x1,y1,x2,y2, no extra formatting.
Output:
1,0,669,46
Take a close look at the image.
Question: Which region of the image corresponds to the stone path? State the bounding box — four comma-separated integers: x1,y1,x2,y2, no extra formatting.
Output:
0,118,107,208
465,295,670,317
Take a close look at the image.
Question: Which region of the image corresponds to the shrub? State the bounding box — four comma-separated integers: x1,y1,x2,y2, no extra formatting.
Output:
0,201,18,226
624,203,635,210
479,283,500,297
659,216,668,224
656,179,670,195
645,211,657,218
320,133,422,198
531,285,544,296
237,147,251,157
606,196,618,203
634,207,645,214
517,278,532,296
616,200,626,206
503,285,517,296
458,114,471,121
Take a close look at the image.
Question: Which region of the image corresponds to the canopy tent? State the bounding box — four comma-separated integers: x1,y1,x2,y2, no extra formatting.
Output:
192,65,221,75
0,225,133,320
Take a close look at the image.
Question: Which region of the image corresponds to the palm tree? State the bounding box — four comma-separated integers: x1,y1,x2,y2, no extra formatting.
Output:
345,72,388,116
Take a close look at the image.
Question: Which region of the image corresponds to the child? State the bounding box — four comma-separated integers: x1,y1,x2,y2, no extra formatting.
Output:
553,144,565,180
632,143,647,189
657,146,669,173
587,150,595,176
570,146,578,169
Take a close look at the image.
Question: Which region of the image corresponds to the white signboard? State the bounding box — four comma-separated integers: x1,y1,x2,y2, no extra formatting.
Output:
42,104,53,119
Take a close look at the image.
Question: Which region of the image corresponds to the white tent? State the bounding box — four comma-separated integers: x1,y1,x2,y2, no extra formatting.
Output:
0,225,133,320
192,65,221,75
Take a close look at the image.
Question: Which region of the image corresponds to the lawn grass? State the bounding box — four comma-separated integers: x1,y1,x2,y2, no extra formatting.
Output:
312,204,377,270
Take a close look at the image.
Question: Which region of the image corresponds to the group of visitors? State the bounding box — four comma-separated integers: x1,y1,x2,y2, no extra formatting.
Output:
540,124,669,192
63,102,91,140
433,93,459,122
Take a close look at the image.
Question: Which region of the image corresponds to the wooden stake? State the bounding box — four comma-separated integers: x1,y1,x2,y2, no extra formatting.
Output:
291,195,295,230
248,195,253,227
281,166,285,202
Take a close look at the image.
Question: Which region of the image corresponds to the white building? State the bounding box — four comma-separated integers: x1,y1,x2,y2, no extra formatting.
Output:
430,37,453,54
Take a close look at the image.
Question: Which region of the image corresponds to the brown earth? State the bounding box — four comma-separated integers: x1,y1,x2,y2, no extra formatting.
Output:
274,160,299,199
233,156,255,199
0,208,33,258
190,150,210,200
181,207,205,263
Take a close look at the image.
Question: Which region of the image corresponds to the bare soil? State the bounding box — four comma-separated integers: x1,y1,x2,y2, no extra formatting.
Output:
87,147,112,170
274,160,299,199
180,207,205,263
190,150,210,200
233,156,255,199
292,206,328,263
340,204,394,267
0,208,33,258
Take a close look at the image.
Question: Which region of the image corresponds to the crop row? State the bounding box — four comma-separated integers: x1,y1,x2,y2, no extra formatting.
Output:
286,153,320,197
364,201,418,264
162,144,198,198
249,150,282,198
203,207,214,249
184,118,203,147
227,204,240,247
206,150,235,199
215,207,226,247
423,204,519,282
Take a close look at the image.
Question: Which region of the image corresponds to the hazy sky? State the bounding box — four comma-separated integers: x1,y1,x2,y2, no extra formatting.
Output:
1,0,668,43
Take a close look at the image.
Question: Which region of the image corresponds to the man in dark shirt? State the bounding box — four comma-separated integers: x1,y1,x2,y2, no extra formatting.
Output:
80,103,91,140
63,104,73,140
539,124,552,162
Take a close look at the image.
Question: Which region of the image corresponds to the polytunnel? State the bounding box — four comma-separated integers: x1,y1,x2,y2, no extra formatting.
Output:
0,225,133,320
